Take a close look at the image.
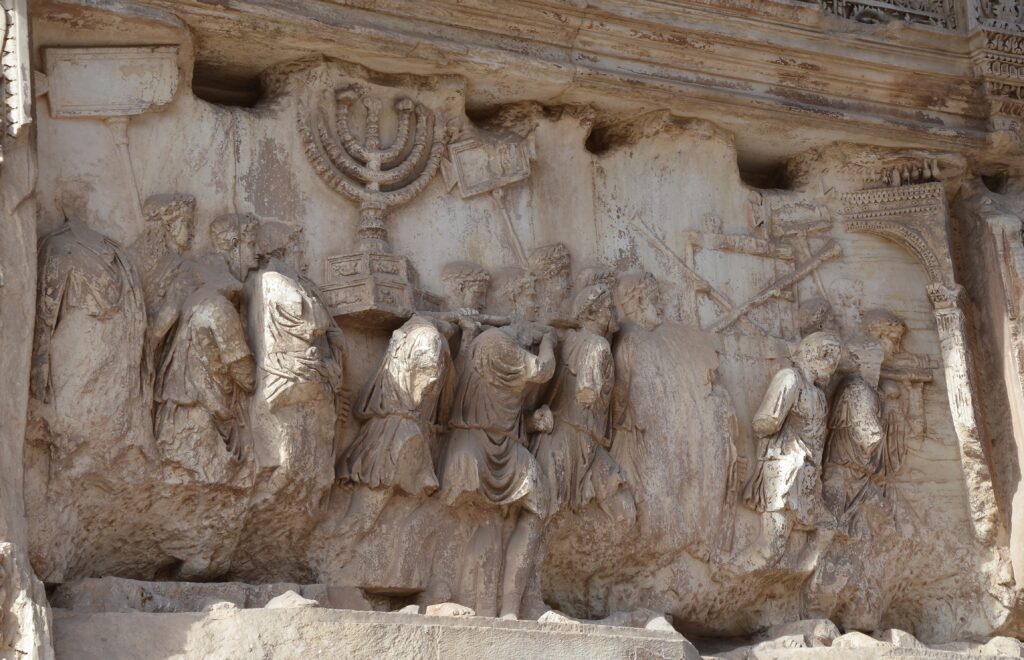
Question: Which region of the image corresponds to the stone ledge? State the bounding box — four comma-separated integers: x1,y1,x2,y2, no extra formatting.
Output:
52,607,701,660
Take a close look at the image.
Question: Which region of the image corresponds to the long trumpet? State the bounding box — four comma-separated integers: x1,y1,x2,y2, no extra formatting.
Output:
419,310,512,326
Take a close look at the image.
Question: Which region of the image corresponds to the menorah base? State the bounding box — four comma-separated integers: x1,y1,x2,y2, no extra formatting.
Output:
320,251,442,328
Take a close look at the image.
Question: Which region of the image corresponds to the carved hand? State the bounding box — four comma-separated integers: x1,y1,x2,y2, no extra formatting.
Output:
576,385,599,407
458,316,480,342
527,405,554,434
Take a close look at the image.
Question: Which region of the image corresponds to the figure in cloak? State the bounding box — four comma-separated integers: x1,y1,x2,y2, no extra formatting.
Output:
233,222,346,580
608,272,738,563
533,283,635,524
334,314,455,554
804,311,921,628
609,272,665,489
862,309,915,496
736,331,842,573
821,339,888,537
131,194,199,360
438,266,557,618
142,214,260,580
822,310,913,536
152,215,257,486
31,220,151,471
28,220,153,582
512,283,636,618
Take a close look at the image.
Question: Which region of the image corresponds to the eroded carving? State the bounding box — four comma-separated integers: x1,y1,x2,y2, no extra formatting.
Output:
844,184,1000,543
30,221,152,470
335,314,454,551
802,310,935,629
734,332,842,573
22,41,1024,655
816,0,957,29
152,216,256,486
976,0,1024,33
235,235,347,579
974,28,1024,118
438,266,557,617
609,272,739,565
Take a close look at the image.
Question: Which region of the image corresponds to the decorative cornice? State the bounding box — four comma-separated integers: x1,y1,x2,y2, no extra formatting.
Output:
971,24,1024,118
815,0,958,31
106,0,994,158
842,181,947,220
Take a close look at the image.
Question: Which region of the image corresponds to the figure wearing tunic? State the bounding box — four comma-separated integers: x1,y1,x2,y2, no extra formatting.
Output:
743,366,829,524
28,222,156,582
340,315,454,497
31,221,151,465
533,328,625,515
234,257,345,580
439,326,555,516
246,257,344,482
153,285,254,484
142,254,200,353
822,375,904,535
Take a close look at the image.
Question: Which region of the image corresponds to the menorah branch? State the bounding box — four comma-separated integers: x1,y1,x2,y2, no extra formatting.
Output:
299,91,448,254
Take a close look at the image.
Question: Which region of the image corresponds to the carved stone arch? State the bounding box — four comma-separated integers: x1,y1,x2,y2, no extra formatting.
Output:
843,182,955,287
843,219,947,285
843,182,1002,544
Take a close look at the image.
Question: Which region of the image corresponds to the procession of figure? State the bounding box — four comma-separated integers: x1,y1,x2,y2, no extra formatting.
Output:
22,86,935,624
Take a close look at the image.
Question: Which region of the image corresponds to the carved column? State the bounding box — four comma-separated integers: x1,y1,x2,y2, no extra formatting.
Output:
0,1,54,657
844,182,1001,543
929,283,1002,544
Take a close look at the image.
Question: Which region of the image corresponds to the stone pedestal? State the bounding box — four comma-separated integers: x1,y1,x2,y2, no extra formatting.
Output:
320,252,442,328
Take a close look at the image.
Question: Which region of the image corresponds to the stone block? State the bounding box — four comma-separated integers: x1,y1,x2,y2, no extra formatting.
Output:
44,47,179,117
52,607,701,660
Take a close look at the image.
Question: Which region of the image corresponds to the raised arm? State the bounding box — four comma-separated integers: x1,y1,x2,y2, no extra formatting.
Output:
752,368,800,438
576,339,612,408
525,330,557,384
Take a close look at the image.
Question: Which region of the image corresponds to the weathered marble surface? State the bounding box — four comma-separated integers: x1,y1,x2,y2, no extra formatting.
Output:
6,0,1024,658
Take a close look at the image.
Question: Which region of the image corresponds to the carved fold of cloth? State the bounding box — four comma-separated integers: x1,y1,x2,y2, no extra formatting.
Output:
609,322,650,503
823,375,905,535
439,327,552,517
340,315,454,497
258,259,344,411
32,222,146,404
532,328,627,515
744,366,829,525
31,222,151,465
154,286,254,484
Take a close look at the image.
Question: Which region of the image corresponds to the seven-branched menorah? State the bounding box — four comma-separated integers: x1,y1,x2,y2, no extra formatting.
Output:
299,89,447,253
